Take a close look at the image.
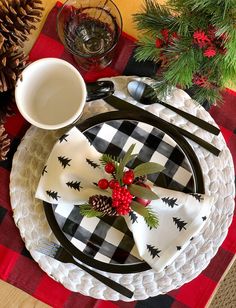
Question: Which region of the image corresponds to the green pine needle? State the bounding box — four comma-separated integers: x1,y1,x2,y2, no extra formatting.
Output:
99,153,117,166
131,201,159,229
99,153,119,174
79,204,105,218
132,0,236,106
145,209,159,230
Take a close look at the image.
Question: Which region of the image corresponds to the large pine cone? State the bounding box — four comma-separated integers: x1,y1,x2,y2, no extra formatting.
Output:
0,44,28,92
0,0,44,48
0,124,10,161
89,195,118,216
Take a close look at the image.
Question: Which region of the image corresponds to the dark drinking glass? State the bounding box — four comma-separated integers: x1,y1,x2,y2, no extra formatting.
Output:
57,0,122,71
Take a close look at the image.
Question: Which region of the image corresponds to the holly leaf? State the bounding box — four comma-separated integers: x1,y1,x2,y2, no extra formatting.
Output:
116,144,137,183
131,200,150,216
128,184,159,200
134,162,165,177
122,145,137,166
131,201,159,229
79,204,105,218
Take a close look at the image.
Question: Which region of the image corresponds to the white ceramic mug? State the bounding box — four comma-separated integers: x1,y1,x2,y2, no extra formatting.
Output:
15,58,114,130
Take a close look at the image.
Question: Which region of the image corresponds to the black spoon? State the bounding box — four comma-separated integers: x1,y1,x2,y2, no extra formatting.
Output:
127,80,220,136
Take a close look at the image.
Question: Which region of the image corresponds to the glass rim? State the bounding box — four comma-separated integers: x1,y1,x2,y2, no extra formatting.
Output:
56,0,123,59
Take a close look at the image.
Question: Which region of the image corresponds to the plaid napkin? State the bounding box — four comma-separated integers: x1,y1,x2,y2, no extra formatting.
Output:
35,125,213,271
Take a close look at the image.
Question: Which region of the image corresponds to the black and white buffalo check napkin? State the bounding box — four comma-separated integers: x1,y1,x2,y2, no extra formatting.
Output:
36,123,213,271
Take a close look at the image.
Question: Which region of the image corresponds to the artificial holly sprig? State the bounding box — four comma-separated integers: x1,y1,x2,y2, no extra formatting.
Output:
79,144,165,229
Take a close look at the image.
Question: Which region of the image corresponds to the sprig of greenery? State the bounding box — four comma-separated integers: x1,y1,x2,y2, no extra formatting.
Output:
135,36,161,62
144,209,159,230
133,0,236,106
131,201,159,229
79,204,105,218
99,153,118,165
99,153,119,173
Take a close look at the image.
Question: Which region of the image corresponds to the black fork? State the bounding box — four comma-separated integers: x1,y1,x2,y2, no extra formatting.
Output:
35,240,133,298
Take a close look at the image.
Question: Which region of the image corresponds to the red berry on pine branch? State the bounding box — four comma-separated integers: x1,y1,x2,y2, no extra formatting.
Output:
219,47,227,55
122,170,135,185
155,37,164,48
192,74,208,87
98,178,109,189
192,74,213,89
169,32,179,44
193,30,210,48
207,25,217,39
219,32,228,42
203,47,216,58
172,32,179,39
105,162,116,174
161,28,169,42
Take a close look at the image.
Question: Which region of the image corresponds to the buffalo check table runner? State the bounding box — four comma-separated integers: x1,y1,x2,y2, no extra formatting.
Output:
0,2,235,308
35,126,213,271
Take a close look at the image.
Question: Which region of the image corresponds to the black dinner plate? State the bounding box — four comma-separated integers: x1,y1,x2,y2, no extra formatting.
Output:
43,110,204,274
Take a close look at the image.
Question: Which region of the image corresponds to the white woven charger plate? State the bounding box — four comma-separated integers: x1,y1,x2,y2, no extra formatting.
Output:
10,76,235,301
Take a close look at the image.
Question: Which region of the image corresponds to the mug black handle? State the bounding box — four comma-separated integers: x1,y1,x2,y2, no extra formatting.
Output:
86,81,115,102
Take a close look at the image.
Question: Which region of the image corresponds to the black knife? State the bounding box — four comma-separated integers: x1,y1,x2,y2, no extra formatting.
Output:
104,95,221,157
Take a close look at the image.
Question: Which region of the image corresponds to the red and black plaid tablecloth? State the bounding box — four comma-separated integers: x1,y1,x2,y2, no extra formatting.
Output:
0,3,235,307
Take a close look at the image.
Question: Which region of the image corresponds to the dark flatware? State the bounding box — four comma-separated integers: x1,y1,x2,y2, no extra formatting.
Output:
103,95,221,156
86,80,114,102
36,239,133,299
127,81,220,136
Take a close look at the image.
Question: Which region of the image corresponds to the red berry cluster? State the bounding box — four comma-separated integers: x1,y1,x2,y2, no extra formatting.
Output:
155,28,179,49
112,185,133,215
97,162,137,215
193,30,210,48
193,26,227,58
192,74,211,88
155,28,180,67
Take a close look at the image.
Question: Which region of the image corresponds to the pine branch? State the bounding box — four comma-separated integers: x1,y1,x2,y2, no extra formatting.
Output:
79,204,105,218
99,153,119,178
164,46,199,87
151,77,174,99
133,0,236,106
144,209,159,230
190,84,223,105
135,36,160,62
99,153,117,165
134,0,177,33
131,201,159,229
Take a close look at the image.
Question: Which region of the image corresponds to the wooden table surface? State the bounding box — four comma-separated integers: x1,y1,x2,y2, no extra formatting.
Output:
1,0,234,307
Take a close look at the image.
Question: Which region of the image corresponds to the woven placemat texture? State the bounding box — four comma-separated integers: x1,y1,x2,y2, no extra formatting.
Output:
10,76,235,303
